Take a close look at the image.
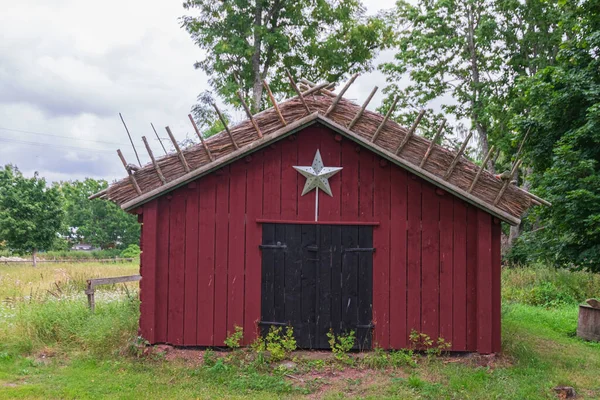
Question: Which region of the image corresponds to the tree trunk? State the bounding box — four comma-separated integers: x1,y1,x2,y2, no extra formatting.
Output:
251,2,263,113
32,248,37,267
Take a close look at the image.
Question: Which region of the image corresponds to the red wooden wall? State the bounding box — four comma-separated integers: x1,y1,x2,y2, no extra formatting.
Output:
138,124,502,354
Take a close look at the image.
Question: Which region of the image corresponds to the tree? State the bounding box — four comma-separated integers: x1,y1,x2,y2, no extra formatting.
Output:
58,179,140,250
508,0,600,271
0,165,64,266
181,0,391,112
379,0,502,169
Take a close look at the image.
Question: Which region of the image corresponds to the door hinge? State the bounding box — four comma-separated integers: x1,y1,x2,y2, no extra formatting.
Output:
343,248,376,253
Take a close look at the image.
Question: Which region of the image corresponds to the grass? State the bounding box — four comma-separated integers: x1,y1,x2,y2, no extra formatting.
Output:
1,262,600,399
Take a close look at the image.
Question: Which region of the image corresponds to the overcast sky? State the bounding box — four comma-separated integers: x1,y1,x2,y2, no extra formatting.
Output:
0,0,397,183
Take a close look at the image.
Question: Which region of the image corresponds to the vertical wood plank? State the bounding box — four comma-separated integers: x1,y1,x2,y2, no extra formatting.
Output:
318,128,342,221
155,197,170,343
227,161,247,335
439,192,454,344
244,152,263,343
263,143,282,219
492,221,502,353
421,183,440,341
296,128,319,220
280,136,298,219
407,176,422,335
466,206,478,351
214,167,230,345
139,200,158,343
358,226,374,350
197,174,216,345
373,160,391,348
317,225,332,349
452,199,468,351
358,150,374,221
340,139,359,221
477,209,493,354
389,166,408,349
301,224,318,348
183,186,199,345
167,190,186,345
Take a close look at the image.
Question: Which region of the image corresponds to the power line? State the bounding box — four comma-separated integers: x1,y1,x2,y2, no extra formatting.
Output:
0,126,131,147
0,136,136,156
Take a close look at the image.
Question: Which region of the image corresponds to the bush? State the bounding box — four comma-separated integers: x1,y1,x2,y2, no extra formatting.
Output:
502,263,600,307
120,244,141,259
252,326,296,362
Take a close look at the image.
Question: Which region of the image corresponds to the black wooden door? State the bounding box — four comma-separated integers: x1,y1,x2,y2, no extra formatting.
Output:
260,224,374,350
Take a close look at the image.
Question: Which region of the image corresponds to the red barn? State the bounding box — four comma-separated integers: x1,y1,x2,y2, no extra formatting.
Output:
94,79,542,354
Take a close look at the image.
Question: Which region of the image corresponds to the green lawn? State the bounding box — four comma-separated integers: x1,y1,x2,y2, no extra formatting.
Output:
1,262,599,399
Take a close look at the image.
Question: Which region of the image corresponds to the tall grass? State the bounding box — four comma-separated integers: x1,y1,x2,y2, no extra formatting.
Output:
502,262,600,307
0,262,139,357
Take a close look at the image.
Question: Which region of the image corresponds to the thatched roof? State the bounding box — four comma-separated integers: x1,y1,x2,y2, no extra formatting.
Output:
93,83,546,225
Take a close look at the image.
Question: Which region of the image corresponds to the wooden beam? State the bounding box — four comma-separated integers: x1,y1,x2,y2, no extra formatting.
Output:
300,78,336,97
347,86,378,130
141,136,167,184
188,114,215,161
370,96,399,143
88,188,107,200
419,119,446,168
444,130,474,179
119,113,142,166
151,123,168,155
494,159,522,206
117,149,142,195
468,145,495,193
516,187,552,206
237,91,263,138
325,73,359,117
301,82,334,97
212,103,239,150
262,80,286,126
286,69,311,114
165,126,191,172
396,109,426,155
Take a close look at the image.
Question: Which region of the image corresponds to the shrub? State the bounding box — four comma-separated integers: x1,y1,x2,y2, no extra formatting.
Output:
224,325,244,349
120,244,141,259
326,329,355,364
409,330,451,357
252,326,296,362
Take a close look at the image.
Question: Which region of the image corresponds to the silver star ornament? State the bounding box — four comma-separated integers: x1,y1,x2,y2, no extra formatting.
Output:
293,150,342,197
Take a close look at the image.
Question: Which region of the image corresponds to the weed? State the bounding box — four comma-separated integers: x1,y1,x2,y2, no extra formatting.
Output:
361,346,416,369
224,325,244,349
252,326,297,362
409,330,452,357
327,329,356,364
203,348,217,367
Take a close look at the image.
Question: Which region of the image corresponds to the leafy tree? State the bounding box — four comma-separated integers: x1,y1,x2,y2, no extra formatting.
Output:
379,0,502,168
0,165,64,266
58,179,140,250
181,0,391,112
508,0,600,271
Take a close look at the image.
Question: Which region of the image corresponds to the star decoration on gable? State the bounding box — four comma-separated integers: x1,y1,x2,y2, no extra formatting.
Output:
293,150,343,197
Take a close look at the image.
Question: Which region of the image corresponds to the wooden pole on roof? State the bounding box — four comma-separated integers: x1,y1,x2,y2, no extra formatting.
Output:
419,119,446,168
515,127,531,160
396,109,426,155
262,80,287,126
371,96,399,143
325,73,359,117
468,145,495,193
347,86,378,130
188,114,215,162
286,69,311,114
494,159,522,206
300,79,336,97
151,123,168,155
212,103,239,150
165,126,191,172
117,149,142,195
141,136,167,185
444,130,474,179
119,113,142,166
237,91,263,138
301,82,334,97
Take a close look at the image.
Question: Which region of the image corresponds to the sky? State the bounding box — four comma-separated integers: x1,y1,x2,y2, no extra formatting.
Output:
0,0,398,184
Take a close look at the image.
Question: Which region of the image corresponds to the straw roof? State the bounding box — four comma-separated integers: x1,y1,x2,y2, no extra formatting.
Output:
93,83,546,225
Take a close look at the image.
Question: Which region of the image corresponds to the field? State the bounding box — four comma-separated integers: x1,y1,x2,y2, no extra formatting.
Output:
1,262,600,399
